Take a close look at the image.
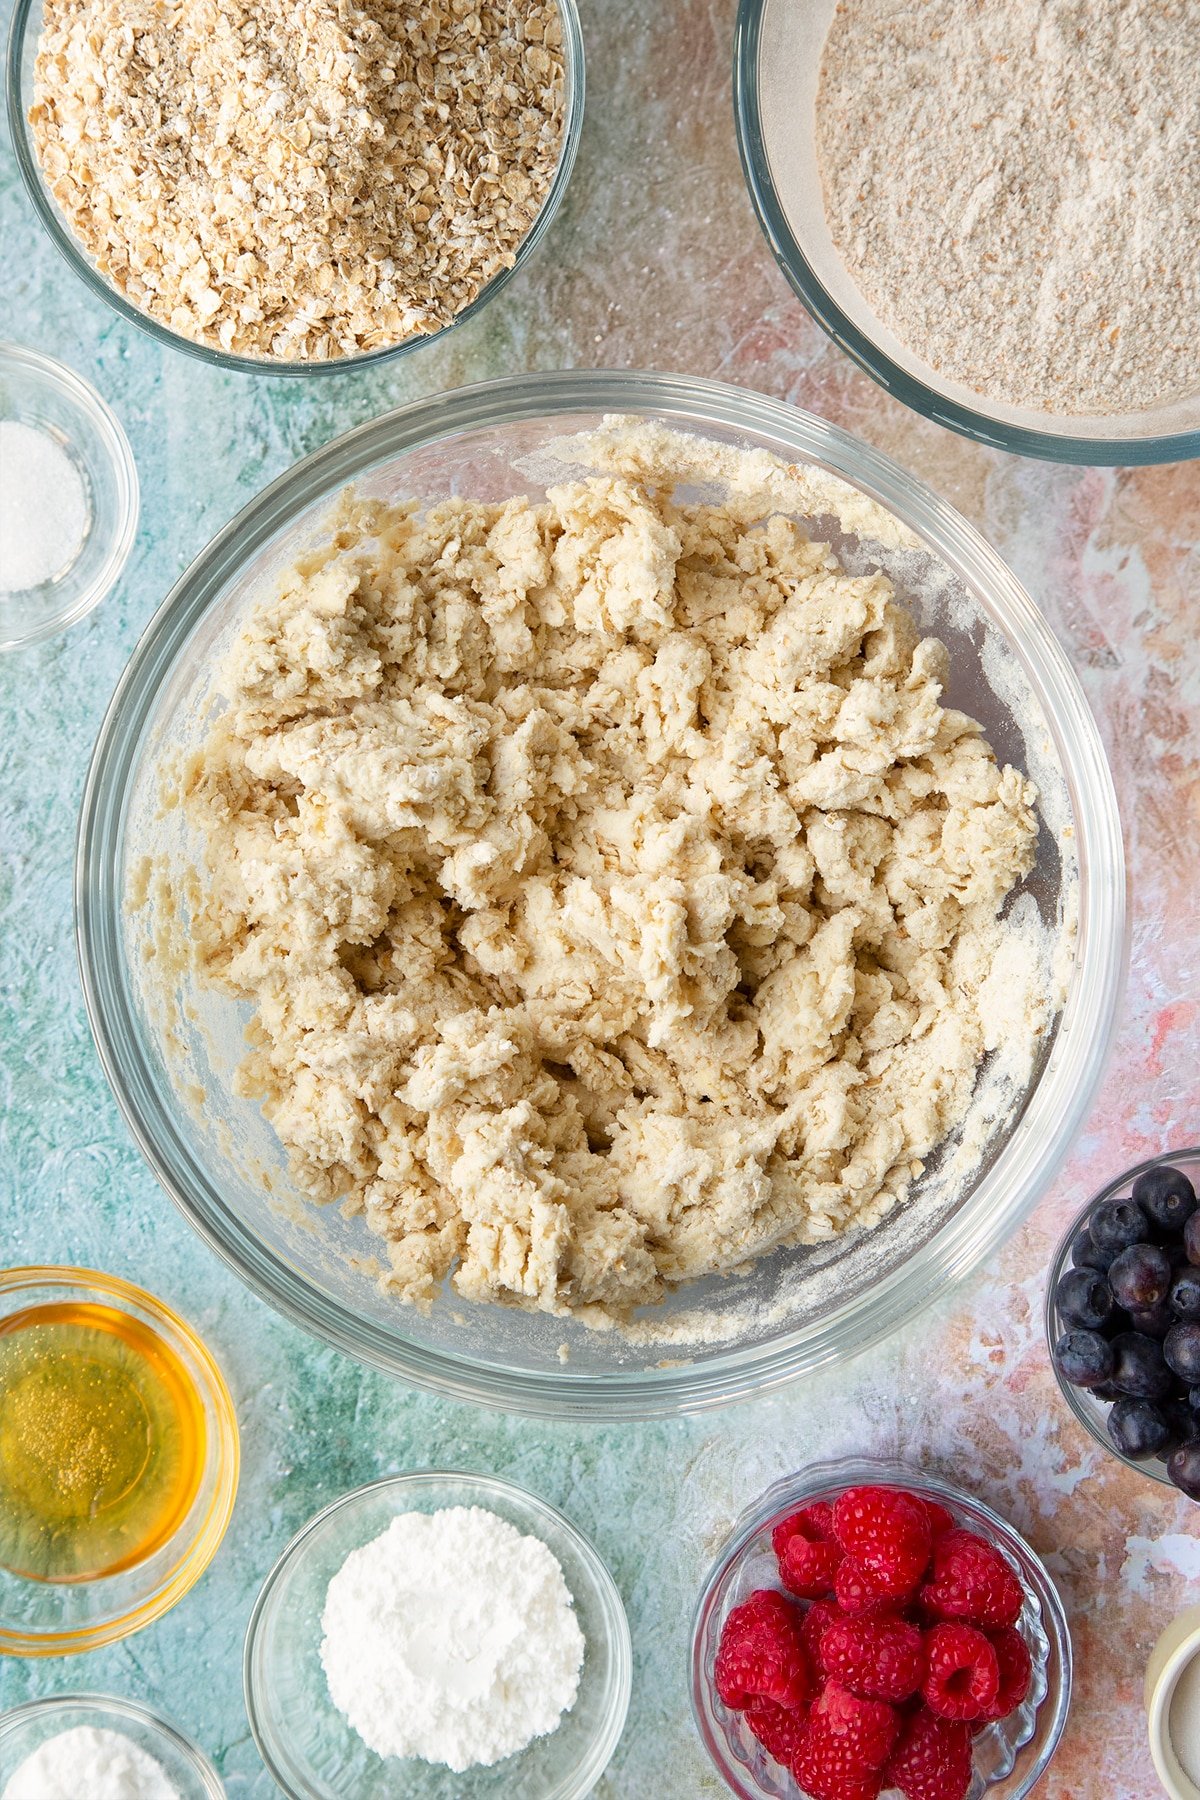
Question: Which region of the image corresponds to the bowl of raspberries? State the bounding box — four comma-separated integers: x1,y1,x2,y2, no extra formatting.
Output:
690,1461,1070,1800
1047,1150,1200,1497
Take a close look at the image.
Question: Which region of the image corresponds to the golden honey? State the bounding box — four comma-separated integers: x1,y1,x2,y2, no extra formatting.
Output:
0,1300,207,1583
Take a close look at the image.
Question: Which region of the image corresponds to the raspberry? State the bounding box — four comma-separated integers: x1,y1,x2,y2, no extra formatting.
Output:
773,1501,836,1557
922,1500,956,1541
812,1680,900,1766
922,1622,1001,1721
801,1597,844,1666
834,1556,898,1616
715,1590,811,1711
777,1503,845,1598
819,1614,926,1703
832,1486,932,1599
919,1530,1024,1630
980,1625,1032,1719
883,1709,973,1800
791,1683,898,1800
745,1696,808,1766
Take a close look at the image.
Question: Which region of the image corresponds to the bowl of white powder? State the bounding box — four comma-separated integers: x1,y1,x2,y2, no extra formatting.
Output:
0,1693,224,1800
76,371,1124,1416
0,343,138,650
243,1471,631,1799
734,0,1200,463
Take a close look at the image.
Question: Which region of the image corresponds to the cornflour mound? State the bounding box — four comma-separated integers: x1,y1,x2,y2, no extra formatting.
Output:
319,1507,584,1771
179,435,1041,1322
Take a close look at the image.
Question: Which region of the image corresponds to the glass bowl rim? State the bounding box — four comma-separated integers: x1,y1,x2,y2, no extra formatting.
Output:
1044,1147,1200,1489
0,1692,224,1792
74,367,1126,1420
4,0,585,378
241,1467,633,1800
689,1455,1073,1800
0,1691,225,1798
0,1264,240,1656
731,0,1200,467
0,339,139,651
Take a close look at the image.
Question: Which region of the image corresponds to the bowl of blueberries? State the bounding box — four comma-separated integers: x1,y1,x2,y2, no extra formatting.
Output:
1047,1150,1200,1497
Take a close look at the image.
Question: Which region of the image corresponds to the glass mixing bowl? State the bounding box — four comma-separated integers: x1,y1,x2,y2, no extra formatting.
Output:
0,1694,224,1800
690,1458,1072,1800
5,0,584,376
243,1471,630,1800
733,0,1200,465
75,370,1125,1418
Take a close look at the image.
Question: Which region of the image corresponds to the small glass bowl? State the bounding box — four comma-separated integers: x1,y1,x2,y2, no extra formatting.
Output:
0,1268,239,1656
0,1693,224,1798
733,0,1200,464
0,343,138,650
5,0,584,376
1045,1148,1200,1490
691,1458,1072,1800
243,1470,631,1800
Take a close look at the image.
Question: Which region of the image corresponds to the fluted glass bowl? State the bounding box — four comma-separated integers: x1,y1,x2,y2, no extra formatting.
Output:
690,1458,1072,1799
242,1472,630,1800
1046,1149,1200,1489
5,0,584,376
734,0,1200,464
0,1694,224,1798
75,370,1125,1418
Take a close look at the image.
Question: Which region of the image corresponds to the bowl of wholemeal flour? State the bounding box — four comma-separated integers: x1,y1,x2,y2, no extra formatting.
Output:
243,1471,630,1800
734,0,1200,463
76,372,1124,1417
6,0,583,371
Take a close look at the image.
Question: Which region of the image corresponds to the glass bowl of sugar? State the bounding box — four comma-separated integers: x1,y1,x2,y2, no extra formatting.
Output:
0,343,138,651
0,1693,224,1800
243,1470,631,1800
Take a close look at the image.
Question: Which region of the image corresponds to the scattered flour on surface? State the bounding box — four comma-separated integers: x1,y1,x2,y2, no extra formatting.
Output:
320,1506,585,1772
0,1727,182,1800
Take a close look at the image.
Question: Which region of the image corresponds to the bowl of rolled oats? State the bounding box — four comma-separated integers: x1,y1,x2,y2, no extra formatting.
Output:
6,0,582,370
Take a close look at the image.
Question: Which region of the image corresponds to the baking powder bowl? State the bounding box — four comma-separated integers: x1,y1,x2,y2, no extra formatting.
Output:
242,1471,631,1800
0,342,138,650
0,1694,225,1800
1146,1606,1200,1800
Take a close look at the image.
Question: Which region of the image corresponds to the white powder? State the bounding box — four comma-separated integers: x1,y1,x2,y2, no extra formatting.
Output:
320,1506,585,1773
814,0,1200,415
0,1726,182,1800
1170,1651,1200,1787
0,420,89,593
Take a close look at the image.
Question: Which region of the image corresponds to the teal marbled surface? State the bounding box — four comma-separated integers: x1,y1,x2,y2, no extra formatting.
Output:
2,2,1199,1795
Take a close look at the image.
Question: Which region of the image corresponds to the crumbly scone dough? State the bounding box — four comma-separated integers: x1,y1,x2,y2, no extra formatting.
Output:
182,449,1039,1320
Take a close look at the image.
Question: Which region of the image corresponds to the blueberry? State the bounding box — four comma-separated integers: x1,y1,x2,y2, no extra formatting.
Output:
1070,1226,1115,1272
1126,1301,1175,1340
1088,1198,1150,1257
1109,1331,1173,1398
1053,1329,1115,1389
1054,1268,1115,1331
1167,1441,1200,1501
1108,1243,1171,1311
1158,1396,1200,1454
1108,1398,1171,1459
1185,1212,1200,1268
1165,1324,1200,1384
1189,1385,1200,1412
1172,1273,1200,1320
1132,1164,1197,1235
1092,1380,1124,1402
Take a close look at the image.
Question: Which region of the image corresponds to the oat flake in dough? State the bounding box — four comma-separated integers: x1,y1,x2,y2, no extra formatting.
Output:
181,436,1041,1322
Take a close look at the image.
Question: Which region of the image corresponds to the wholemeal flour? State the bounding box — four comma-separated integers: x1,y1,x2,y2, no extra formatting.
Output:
815,0,1200,415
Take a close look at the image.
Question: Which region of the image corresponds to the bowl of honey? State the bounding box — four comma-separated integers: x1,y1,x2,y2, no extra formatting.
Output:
0,1267,239,1655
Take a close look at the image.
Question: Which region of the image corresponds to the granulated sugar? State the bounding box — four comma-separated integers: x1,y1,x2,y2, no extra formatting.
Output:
814,0,1200,416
